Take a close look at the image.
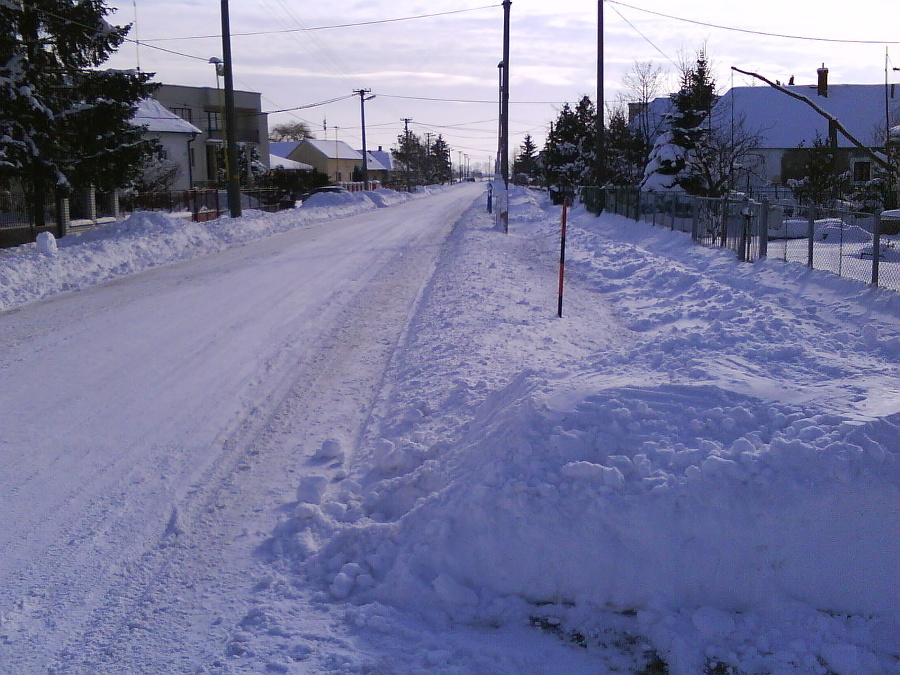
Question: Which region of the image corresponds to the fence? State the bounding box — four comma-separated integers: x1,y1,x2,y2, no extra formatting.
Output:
1,187,296,248
589,187,899,292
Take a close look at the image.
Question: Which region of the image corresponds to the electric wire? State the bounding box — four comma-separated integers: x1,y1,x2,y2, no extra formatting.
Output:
139,5,499,42
607,0,899,45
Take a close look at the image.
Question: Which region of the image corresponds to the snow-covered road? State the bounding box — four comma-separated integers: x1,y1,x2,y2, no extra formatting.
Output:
0,183,897,675
0,183,482,672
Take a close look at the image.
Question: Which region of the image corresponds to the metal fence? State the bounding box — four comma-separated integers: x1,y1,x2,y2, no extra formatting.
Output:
590,187,899,292
119,188,289,222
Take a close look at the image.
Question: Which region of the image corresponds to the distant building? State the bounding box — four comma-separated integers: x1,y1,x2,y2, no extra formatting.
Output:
277,139,388,184
153,84,269,187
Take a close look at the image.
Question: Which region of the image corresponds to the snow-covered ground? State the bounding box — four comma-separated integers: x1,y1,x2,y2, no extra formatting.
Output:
0,184,897,674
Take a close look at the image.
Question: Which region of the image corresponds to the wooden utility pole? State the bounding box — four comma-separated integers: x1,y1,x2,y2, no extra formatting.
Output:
401,117,412,192
499,0,511,233
596,0,605,187
220,0,241,217
355,89,373,189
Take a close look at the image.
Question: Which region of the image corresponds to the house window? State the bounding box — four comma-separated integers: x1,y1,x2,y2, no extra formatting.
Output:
171,107,192,123
853,161,871,183
207,111,222,132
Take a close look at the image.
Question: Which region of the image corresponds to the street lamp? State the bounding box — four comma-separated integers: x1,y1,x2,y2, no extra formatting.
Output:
208,57,226,189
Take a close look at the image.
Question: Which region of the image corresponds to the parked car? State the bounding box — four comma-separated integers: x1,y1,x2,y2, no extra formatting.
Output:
880,209,900,235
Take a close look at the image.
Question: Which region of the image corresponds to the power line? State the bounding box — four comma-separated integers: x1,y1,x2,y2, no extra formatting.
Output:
380,93,560,105
139,5,499,42
606,3,678,68
607,0,900,45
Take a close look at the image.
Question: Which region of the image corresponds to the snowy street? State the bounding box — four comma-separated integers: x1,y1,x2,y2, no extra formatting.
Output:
0,183,897,674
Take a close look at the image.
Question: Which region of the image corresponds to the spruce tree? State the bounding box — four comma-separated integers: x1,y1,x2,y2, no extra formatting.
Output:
641,49,716,194
542,96,597,201
0,0,156,227
512,134,539,184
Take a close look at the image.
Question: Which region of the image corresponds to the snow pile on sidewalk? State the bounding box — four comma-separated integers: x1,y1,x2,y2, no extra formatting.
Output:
265,187,898,674
0,186,441,312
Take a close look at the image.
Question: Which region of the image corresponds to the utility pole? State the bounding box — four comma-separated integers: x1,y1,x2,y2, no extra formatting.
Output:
220,0,241,218
499,0,511,233
596,0,605,188
425,132,433,183
354,88,374,189
401,117,412,192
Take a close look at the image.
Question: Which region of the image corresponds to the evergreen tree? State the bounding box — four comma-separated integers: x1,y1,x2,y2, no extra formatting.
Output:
786,133,850,207
428,135,452,184
542,96,597,200
0,0,156,226
641,49,716,194
604,107,647,187
512,134,539,185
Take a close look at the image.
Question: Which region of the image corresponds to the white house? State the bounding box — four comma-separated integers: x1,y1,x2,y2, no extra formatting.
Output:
635,66,899,191
132,98,202,190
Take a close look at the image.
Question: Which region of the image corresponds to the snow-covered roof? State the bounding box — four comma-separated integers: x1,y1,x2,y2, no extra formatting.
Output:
367,149,393,172
132,98,201,135
722,84,896,149
642,83,897,150
269,141,302,159
358,150,388,172
302,138,362,161
270,154,312,170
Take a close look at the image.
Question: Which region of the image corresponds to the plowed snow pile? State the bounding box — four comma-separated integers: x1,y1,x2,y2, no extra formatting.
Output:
269,187,898,674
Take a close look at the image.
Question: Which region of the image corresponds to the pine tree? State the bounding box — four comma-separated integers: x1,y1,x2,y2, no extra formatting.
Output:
542,96,597,201
512,134,539,185
0,0,156,226
604,107,647,187
641,49,716,194
429,135,452,184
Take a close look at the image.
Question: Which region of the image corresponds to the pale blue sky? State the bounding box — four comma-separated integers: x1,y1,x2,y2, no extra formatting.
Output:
105,0,896,171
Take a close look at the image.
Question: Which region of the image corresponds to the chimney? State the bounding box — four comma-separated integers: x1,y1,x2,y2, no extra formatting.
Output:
817,64,828,97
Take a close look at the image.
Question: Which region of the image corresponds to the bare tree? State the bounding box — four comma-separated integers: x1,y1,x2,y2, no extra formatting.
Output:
269,122,315,143
620,60,669,150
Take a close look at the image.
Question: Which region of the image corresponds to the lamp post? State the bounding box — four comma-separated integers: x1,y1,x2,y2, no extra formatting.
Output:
208,57,225,188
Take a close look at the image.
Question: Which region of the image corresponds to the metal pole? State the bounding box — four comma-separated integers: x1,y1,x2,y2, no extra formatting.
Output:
807,206,815,267
220,0,241,218
872,211,881,286
500,0,511,233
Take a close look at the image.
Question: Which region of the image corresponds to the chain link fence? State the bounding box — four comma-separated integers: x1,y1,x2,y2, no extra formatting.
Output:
586,187,899,292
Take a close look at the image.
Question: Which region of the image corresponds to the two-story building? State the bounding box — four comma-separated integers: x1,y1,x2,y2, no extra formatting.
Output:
153,84,269,187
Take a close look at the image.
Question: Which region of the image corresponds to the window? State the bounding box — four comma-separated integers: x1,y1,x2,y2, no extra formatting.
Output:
853,161,871,183
171,107,192,123
207,111,222,132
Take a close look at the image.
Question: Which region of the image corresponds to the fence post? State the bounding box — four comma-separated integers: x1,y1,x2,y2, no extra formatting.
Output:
807,206,815,267
871,211,881,287
691,197,699,240
670,193,676,230
759,198,768,259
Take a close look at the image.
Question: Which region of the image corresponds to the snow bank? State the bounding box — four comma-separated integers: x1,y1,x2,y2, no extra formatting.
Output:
0,187,439,312
271,186,898,674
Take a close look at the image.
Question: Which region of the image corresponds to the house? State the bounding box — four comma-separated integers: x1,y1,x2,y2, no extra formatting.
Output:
132,98,202,190
635,66,899,191
153,84,269,187
273,139,387,185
